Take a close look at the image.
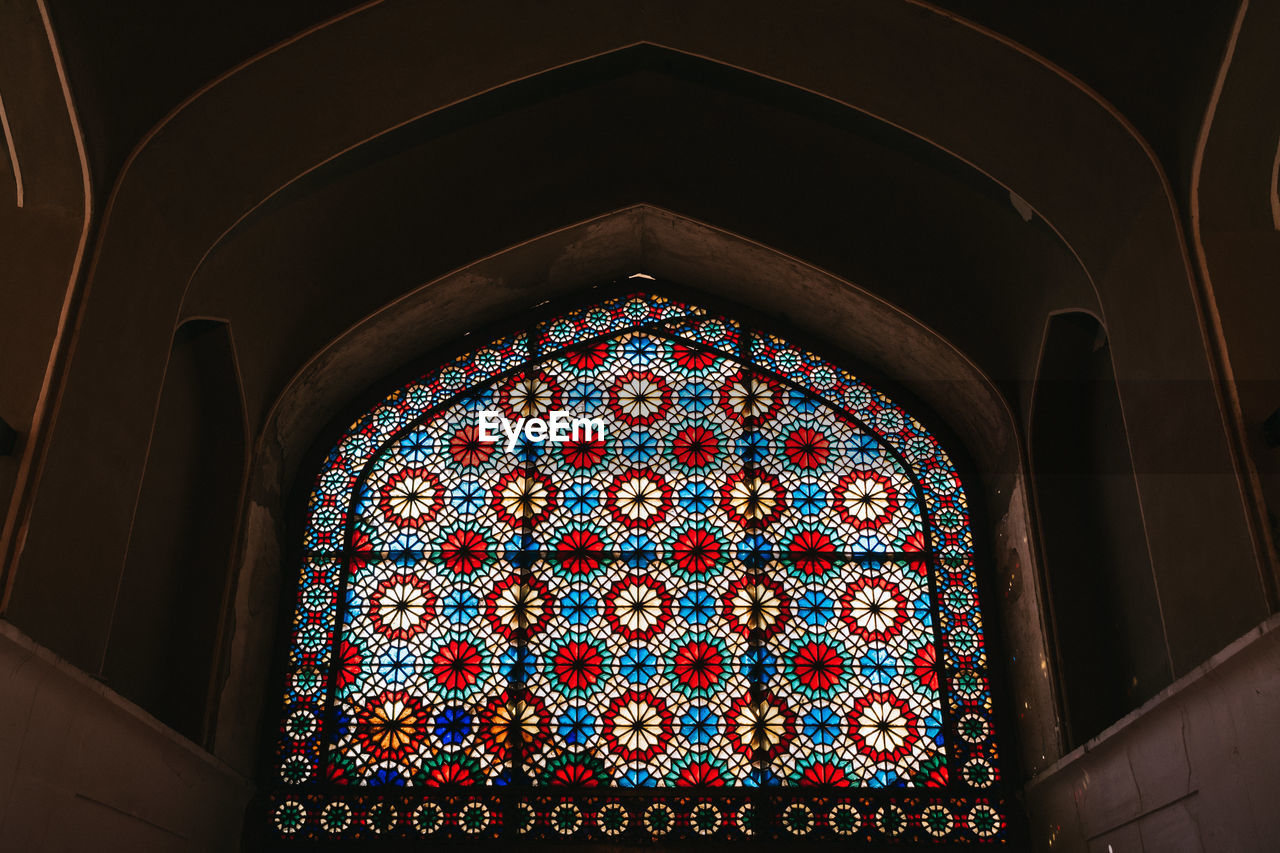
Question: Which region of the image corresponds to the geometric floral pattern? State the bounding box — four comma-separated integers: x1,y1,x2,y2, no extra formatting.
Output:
270,291,1008,842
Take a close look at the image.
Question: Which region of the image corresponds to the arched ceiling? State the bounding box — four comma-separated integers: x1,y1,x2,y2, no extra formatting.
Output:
178,46,1089,439
44,0,1238,203
42,0,1222,456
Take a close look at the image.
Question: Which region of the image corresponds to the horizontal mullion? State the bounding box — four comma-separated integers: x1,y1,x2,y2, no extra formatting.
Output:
304,548,934,561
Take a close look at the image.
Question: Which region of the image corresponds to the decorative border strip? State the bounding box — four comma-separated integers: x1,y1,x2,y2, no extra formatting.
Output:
269,790,1008,843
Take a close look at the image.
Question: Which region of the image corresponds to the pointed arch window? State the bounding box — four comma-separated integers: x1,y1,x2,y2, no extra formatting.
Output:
268,290,1009,843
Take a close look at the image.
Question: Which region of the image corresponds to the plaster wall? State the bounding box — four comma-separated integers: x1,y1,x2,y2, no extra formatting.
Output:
1026,614,1280,852
0,621,252,851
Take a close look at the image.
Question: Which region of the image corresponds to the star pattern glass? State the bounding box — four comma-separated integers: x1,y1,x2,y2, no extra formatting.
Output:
269,292,1009,843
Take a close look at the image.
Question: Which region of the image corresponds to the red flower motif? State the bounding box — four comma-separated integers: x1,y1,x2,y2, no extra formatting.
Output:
903,530,928,553
784,427,830,469
606,469,672,529
564,341,608,371
335,640,361,690
672,527,722,575
671,425,718,469
609,370,672,426
675,760,727,786
369,573,437,640
484,574,555,640
670,640,725,692
500,371,562,419
912,643,939,692
378,468,444,527
449,424,494,467
797,760,852,787
431,640,484,692
833,470,900,530
478,692,548,759
441,528,488,575
605,575,672,641
355,690,427,762
556,529,605,575
604,691,672,762
560,435,606,469
419,757,482,786
672,342,719,371
719,470,786,527
717,371,781,423
492,468,556,527
848,692,919,764
552,640,605,692
787,529,836,576
325,760,352,785
791,639,846,693
839,576,908,643
725,691,795,760
721,575,791,640
549,759,604,786
349,530,372,572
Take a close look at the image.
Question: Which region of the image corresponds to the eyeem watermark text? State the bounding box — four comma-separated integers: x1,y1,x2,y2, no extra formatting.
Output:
478,410,606,451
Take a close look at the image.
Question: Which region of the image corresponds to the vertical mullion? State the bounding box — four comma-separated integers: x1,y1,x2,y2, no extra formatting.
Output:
739,325,774,835
508,326,539,828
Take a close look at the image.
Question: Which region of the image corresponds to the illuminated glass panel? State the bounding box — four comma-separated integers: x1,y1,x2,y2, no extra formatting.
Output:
269,292,1008,843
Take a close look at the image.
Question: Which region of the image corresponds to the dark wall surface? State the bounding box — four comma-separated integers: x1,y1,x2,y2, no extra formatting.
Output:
1032,313,1169,746
103,320,245,743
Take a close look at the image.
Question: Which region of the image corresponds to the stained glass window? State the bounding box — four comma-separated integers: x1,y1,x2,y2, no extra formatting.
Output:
268,291,1010,843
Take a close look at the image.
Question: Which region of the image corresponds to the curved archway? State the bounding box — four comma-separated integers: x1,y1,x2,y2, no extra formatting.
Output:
268,289,1011,843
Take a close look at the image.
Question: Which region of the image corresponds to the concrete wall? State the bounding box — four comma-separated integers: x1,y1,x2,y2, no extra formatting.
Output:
1027,614,1280,851
0,621,252,851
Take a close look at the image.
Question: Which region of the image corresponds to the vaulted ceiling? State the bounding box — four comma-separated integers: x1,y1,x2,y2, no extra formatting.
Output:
43,0,1237,204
